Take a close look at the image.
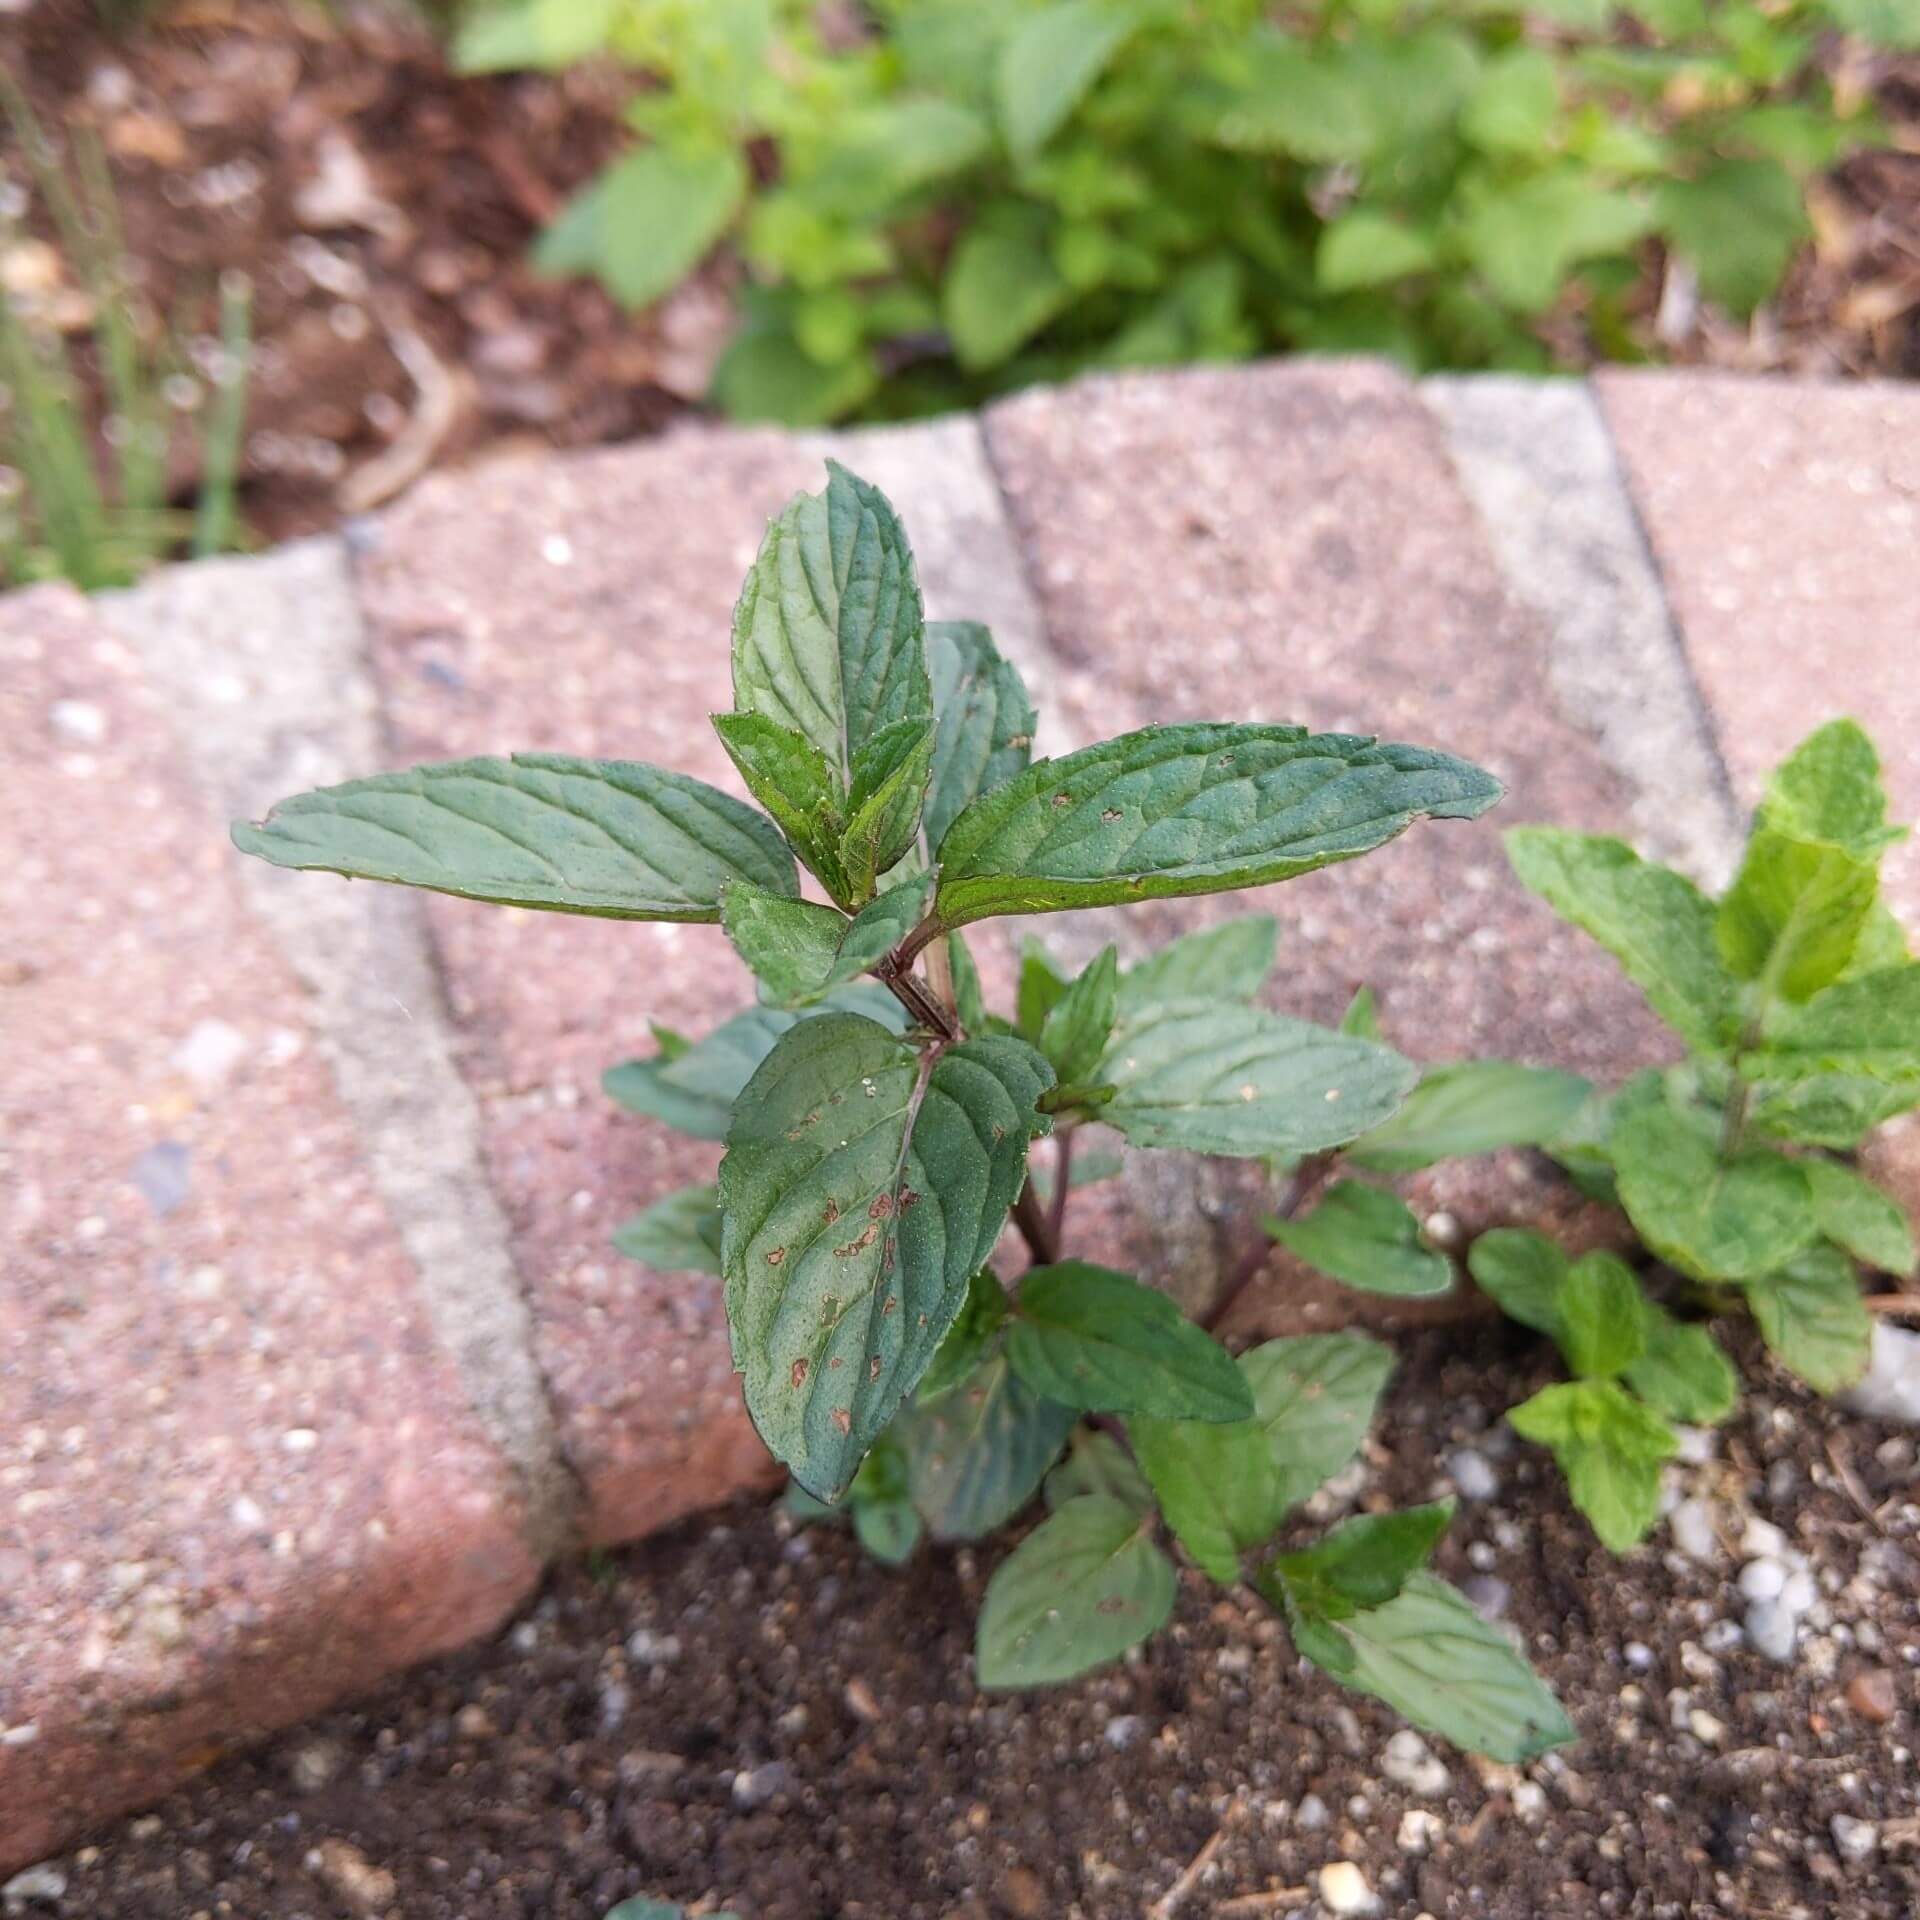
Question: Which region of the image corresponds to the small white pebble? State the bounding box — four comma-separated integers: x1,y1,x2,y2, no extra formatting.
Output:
1740,1516,1788,1561
1316,1861,1379,1916
541,534,574,566
48,699,107,745
281,1428,319,1455
1831,1813,1879,1865
1739,1558,1787,1602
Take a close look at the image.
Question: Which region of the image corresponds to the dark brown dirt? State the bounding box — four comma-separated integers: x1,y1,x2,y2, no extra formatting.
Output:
37,1326,1920,1920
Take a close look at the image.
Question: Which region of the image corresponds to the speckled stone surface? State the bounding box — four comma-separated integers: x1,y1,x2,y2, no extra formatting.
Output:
0,587,540,1872
1599,370,1920,1230
984,361,1673,1325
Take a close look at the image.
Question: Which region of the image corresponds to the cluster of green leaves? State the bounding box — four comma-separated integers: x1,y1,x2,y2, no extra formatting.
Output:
451,0,1913,424
1264,719,1916,1549
233,461,1575,1762
0,80,251,589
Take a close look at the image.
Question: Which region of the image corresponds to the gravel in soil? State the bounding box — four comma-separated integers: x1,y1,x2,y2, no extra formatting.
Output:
33,1329,1920,1920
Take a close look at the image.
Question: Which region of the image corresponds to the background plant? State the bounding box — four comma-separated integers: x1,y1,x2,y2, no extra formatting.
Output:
452,0,1915,424
0,81,251,590
1260,719,1917,1550
235,460,1573,1764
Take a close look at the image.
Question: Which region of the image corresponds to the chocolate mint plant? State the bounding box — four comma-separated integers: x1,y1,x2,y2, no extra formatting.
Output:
235,463,1569,1761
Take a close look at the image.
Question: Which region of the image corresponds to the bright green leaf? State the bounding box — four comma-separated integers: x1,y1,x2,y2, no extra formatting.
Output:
1460,46,1561,155
1246,1332,1396,1514
731,463,929,781
1506,827,1737,1050
1347,1061,1593,1173
1758,719,1902,862
1625,1307,1738,1424
1316,212,1438,293
943,220,1071,370
1283,1571,1574,1762
1115,916,1278,1015
1745,962,1920,1086
1459,171,1652,313
1467,1227,1568,1336
996,0,1134,162
1749,1068,1920,1150
1508,1379,1676,1551
976,1494,1176,1688
1100,1002,1416,1158
1744,1244,1873,1394
924,621,1037,856
1268,1500,1452,1618
1655,158,1805,316
1556,1251,1648,1380
232,754,797,922
614,1182,722,1276
1804,1158,1915,1276
1267,1181,1452,1298
898,1348,1075,1538
719,1013,1052,1498
1612,1100,1817,1282
1340,984,1382,1042
1717,830,1878,1004
1016,939,1071,1043
938,723,1501,928
456,0,619,71
1008,1261,1254,1422
1128,1411,1275,1582
1040,947,1120,1085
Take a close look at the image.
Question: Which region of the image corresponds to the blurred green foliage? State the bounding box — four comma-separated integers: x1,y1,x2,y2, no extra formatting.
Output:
456,0,1913,424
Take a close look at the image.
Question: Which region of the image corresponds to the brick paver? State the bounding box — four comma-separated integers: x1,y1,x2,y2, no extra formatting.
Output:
0,588,540,1873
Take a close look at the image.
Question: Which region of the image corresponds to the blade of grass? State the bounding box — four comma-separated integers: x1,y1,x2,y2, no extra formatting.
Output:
193,272,251,559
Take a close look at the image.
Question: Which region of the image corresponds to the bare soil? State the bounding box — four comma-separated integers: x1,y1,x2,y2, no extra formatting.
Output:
40,1326,1920,1920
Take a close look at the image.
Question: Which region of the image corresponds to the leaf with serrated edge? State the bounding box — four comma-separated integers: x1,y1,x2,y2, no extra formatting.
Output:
731,463,929,779
842,717,936,896
975,1495,1176,1689
1266,1181,1452,1298
712,710,850,901
1744,1244,1872,1394
1008,1261,1253,1422
1100,1001,1417,1157
604,988,907,1140
1466,1228,1567,1336
614,1183,721,1276
1117,916,1278,1015
719,1012,1052,1498
1625,1308,1737,1424
1039,947,1119,1085
232,754,797,920
723,872,934,1009
1803,1158,1915,1276
917,1268,1011,1404
1270,1501,1452,1617
1750,1069,1920,1149
1758,719,1902,861
1045,1427,1154,1516
896,1349,1074,1539
1347,1061,1592,1173
935,724,1501,928
1129,1410,1276,1582
1506,827,1737,1051
1746,963,1920,1086
1286,1571,1574,1762
1612,1101,1816,1282
1509,1379,1675,1550
1556,1251,1647,1381
924,621,1037,856
1716,829,1878,1005
1246,1332,1396,1513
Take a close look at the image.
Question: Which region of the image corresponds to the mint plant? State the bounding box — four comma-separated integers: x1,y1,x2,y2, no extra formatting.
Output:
1263,721,1916,1551
233,462,1570,1763
450,0,1910,424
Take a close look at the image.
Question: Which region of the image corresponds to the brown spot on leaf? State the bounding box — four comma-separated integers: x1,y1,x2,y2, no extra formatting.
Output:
790,1358,809,1389
1096,1597,1128,1615
868,1192,895,1220
1101,808,1122,822
824,1198,842,1225
829,1356,844,1370
1052,792,1072,809
882,1295,898,1316
765,1247,786,1267
899,1188,922,1211
830,1407,852,1435
868,1355,882,1382
834,1224,880,1258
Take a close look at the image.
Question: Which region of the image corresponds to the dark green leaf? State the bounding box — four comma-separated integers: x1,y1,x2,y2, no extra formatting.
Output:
1804,1158,1915,1276
1128,1411,1276,1583
232,754,798,922
1268,1501,1452,1619
948,929,991,1033
924,621,1037,856
1466,1227,1567,1336
1045,1427,1154,1516
1040,946,1120,1085
996,0,1133,161
1115,916,1278,1015
1744,1244,1872,1394
1655,158,1805,316
918,1268,1012,1402
1346,1061,1593,1173
1611,1101,1817,1282
1099,1002,1417,1157
724,871,935,1010
614,1183,722,1276
976,1495,1176,1688
936,724,1501,928
719,1013,1052,1497
1508,1379,1675,1550
1555,1251,1647,1381
842,717,937,897
1266,1182,1452,1298
1624,1308,1738,1424
731,462,929,780
1016,940,1072,1042
1284,1572,1574,1762
898,1349,1075,1539
712,710,850,900
1008,1261,1254,1421
1506,827,1737,1050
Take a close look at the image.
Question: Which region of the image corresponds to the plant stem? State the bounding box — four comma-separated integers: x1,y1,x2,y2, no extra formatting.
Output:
1013,1178,1060,1267
1199,1151,1332,1335
1047,1130,1074,1246
875,954,958,1044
